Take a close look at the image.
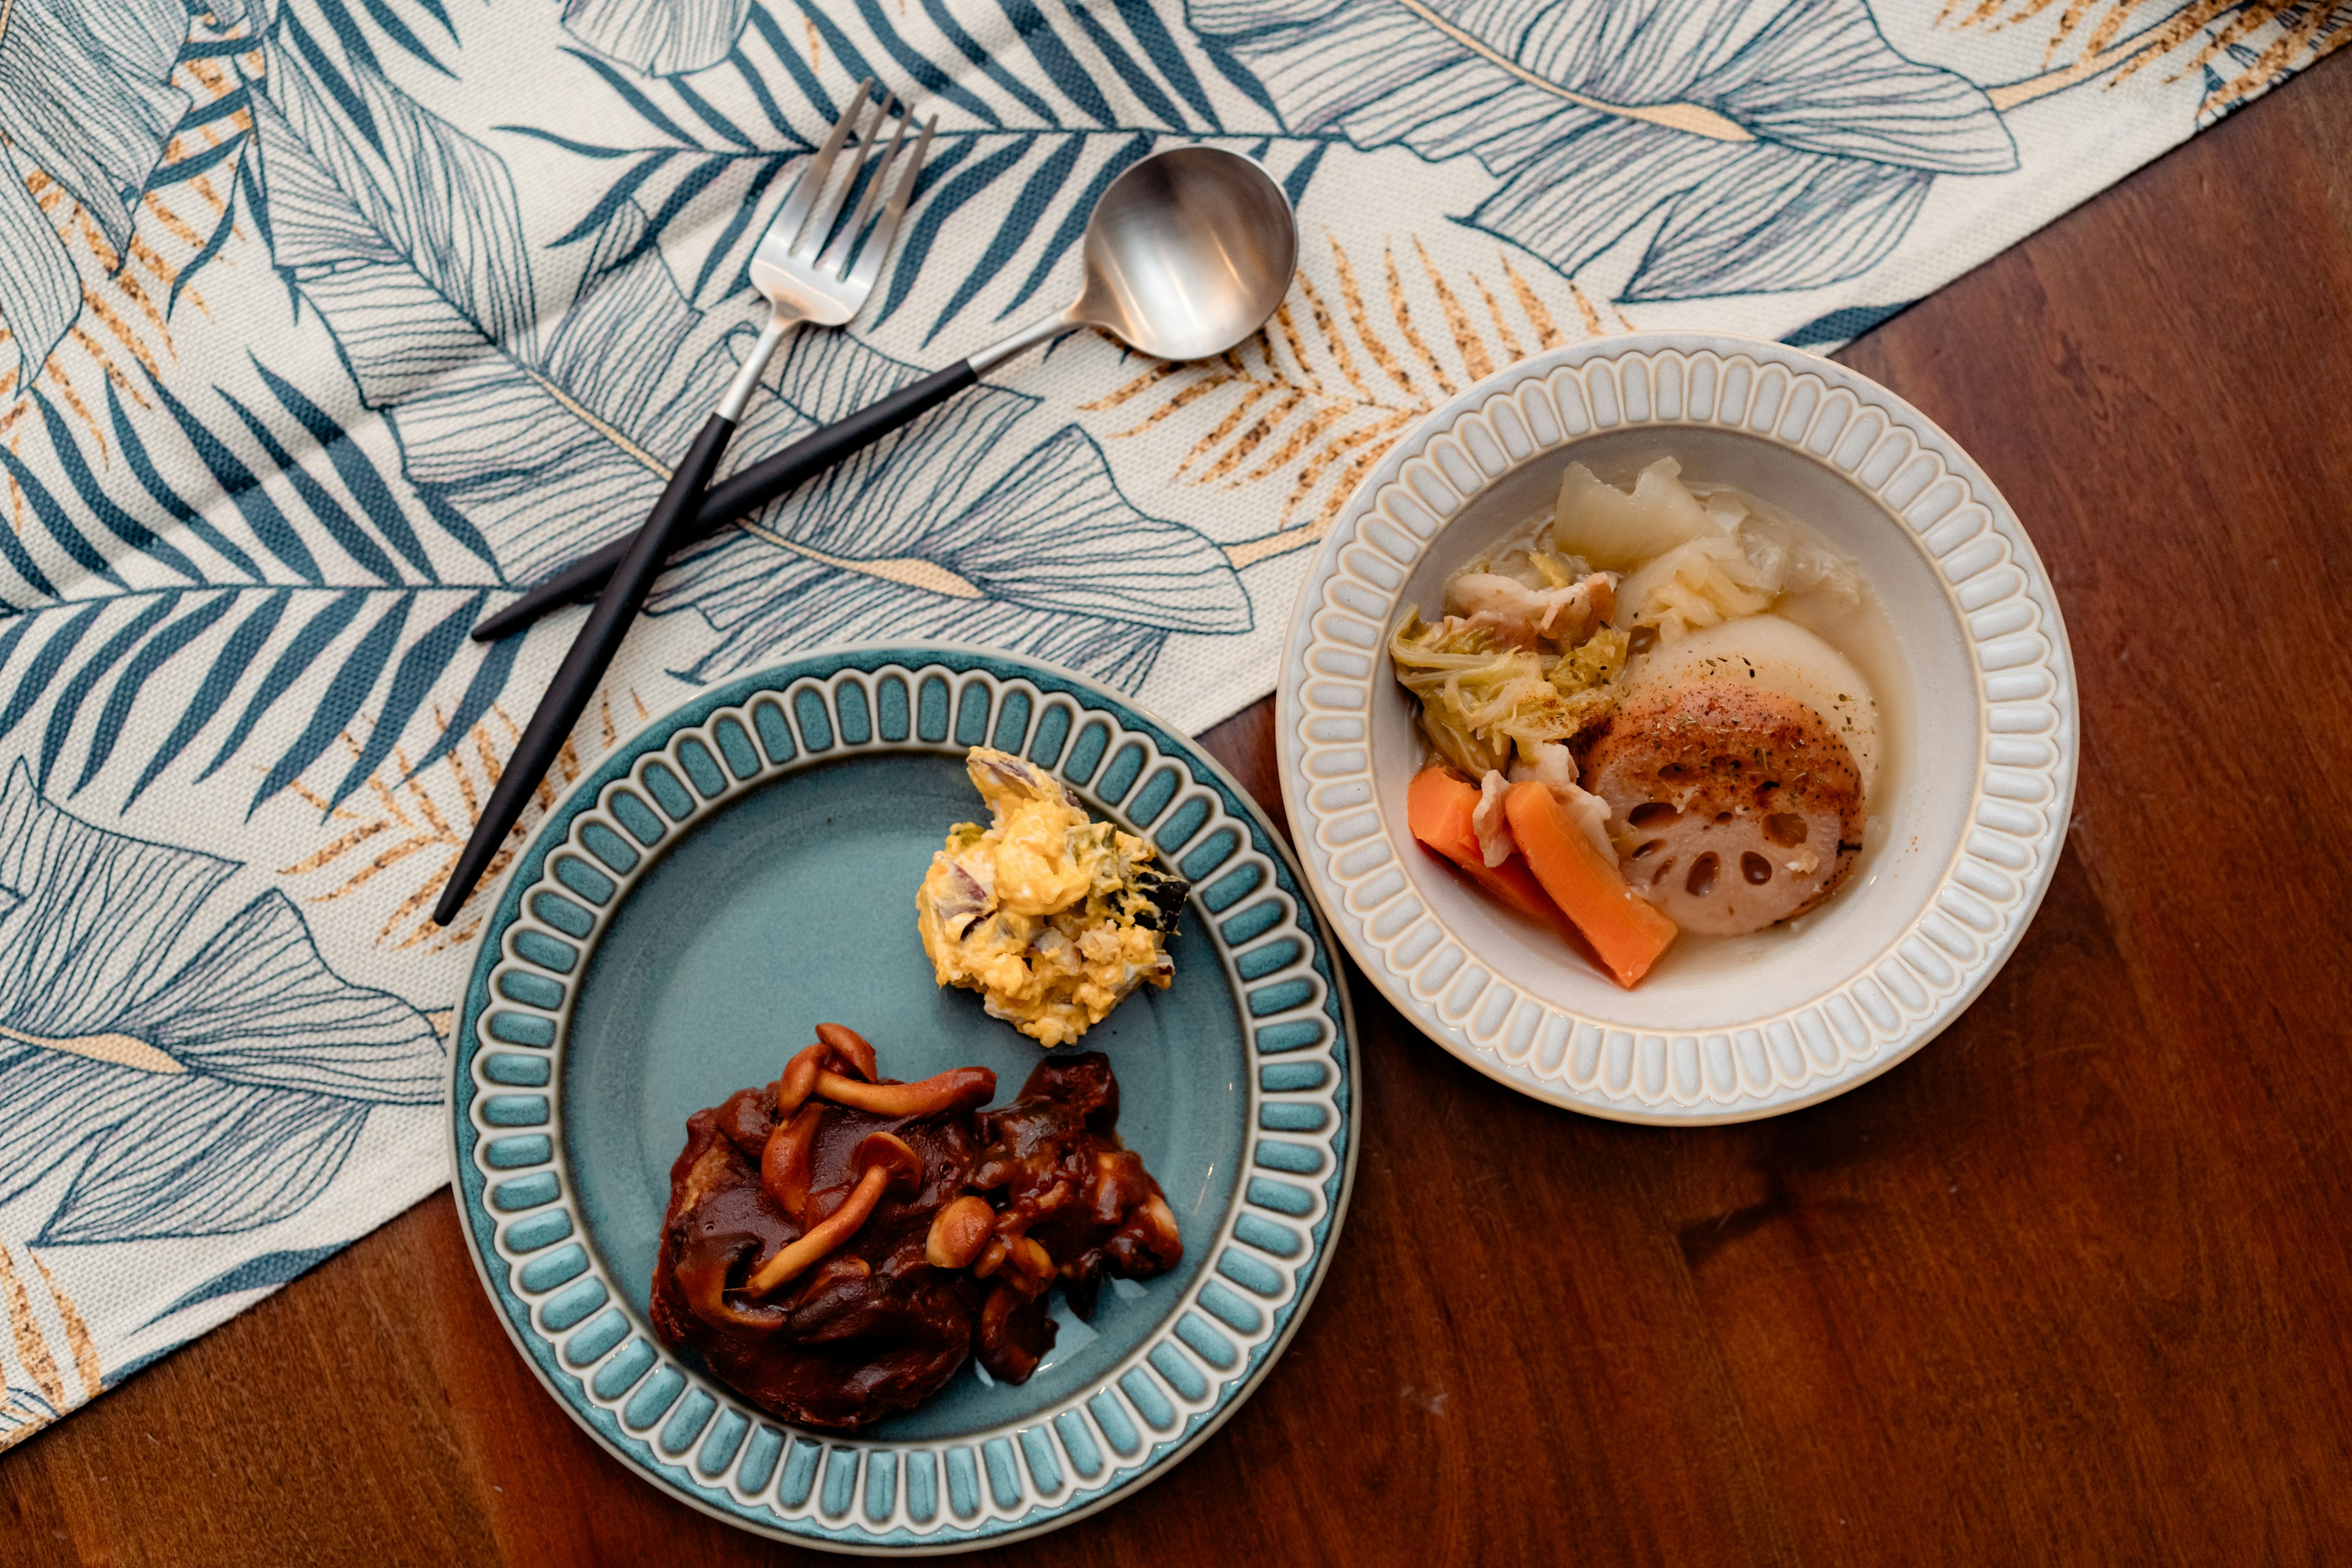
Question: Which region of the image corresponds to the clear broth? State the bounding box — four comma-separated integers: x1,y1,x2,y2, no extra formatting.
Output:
1446,481,1909,974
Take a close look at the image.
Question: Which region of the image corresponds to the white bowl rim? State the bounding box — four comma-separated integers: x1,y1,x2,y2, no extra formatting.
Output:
1273,329,2078,1125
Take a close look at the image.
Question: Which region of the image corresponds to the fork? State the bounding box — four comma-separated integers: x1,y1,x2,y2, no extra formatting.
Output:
432,85,934,925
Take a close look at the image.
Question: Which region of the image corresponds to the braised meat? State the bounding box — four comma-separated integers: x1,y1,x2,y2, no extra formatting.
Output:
649,1028,1181,1431
966,1055,1185,1381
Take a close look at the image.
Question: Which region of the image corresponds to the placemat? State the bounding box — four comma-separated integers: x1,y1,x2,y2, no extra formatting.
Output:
0,0,2339,1449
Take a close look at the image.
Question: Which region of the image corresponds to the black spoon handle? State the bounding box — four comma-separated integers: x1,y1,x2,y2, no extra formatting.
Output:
470,361,980,644
432,412,740,925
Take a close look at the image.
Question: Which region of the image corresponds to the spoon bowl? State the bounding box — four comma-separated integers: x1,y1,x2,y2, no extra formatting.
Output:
1070,146,1297,360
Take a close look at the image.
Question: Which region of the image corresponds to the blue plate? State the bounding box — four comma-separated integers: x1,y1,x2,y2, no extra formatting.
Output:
449,646,1357,1551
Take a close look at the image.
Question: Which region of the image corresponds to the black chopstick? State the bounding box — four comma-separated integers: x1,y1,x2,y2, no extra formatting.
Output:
470,362,980,644
430,413,742,926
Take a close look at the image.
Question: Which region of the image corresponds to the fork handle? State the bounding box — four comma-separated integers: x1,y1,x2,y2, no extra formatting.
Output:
433,412,740,925
471,361,981,643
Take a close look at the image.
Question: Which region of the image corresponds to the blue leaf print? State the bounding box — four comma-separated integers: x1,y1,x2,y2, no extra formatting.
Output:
255,57,675,582
1186,0,2018,298
129,592,292,808
142,1245,346,1330
0,605,107,746
546,0,1325,336
218,389,408,586
635,263,1251,688
104,380,266,584
250,594,413,816
251,360,448,582
0,579,509,816
926,132,1085,341
0,0,189,257
1110,0,1224,128
0,762,441,1248
36,596,177,795
651,368,1253,688
25,393,203,584
318,590,487,812
1781,300,1911,349
2,1384,61,1444
199,592,368,784
0,426,132,590
0,143,82,394
0,0,322,390
248,40,1243,693
78,594,242,796
146,380,327,587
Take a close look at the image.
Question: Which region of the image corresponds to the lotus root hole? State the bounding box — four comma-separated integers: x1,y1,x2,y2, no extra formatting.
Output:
1628,802,1680,829
1763,812,1809,847
1741,851,1773,884
1632,838,1667,861
1684,852,1719,898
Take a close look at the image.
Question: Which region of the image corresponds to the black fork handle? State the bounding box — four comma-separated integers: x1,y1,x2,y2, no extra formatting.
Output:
471,361,980,644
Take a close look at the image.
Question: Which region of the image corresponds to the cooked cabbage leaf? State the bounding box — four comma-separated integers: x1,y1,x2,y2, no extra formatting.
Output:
1390,611,1622,774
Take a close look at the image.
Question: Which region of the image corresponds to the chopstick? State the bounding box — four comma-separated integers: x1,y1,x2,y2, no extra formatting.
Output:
467,362,979,644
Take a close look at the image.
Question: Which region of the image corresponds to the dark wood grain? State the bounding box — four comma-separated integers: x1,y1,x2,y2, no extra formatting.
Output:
9,56,2352,1566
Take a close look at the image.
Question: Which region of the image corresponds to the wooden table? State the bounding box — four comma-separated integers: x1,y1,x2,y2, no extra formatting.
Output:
9,57,2350,1566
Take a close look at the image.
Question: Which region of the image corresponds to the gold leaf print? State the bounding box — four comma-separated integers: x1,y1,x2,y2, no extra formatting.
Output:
1414,238,1491,384
31,1255,101,1401
0,7,260,505
1953,0,2350,118
1091,235,1621,568
282,690,637,951
0,1244,65,1416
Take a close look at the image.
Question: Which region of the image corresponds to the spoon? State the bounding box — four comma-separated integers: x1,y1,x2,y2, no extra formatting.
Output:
470,145,1298,641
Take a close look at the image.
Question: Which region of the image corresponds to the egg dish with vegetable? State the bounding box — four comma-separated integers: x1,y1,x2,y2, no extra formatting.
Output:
917,748,1188,1047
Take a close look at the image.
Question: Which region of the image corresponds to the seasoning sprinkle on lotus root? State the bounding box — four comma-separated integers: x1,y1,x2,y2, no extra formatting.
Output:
918,748,1188,1047
1392,457,1891,987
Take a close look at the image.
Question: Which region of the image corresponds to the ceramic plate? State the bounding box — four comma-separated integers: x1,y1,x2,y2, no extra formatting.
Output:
450,646,1356,1552
1277,333,2076,1123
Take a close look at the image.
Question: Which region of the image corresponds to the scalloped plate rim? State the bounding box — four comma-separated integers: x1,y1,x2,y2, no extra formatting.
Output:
1274,330,2078,1125
447,641,1360,1553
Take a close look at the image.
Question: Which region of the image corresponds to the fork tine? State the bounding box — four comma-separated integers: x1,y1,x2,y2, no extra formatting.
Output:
845,115,937,294
796,91,895,260
769,78,874,252
816,102,912,276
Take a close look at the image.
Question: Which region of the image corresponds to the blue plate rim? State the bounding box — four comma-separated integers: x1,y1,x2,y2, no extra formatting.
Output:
445,641,1360,1553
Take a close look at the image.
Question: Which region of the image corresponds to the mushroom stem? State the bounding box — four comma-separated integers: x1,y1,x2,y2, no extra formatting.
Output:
772,1028,883,1119
742,1131,924,1297
759,1102,822,1223
813,1066,996,1118
772,1044,825,1120
676,1231,786,1333
744,1163,890,1295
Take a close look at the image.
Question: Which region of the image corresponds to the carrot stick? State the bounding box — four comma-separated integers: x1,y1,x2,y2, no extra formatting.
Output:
1404,767,1574,933
1502,780,1678,989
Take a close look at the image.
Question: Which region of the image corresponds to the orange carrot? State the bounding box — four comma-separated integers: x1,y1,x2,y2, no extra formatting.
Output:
1404,767,1572,933
1502,780,1678,989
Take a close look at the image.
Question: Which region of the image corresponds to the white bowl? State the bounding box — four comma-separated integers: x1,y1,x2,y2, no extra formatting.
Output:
1274,333,2077,1123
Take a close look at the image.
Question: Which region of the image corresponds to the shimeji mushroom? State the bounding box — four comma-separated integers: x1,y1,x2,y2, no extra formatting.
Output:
744,1132,924,1295
924,1195,996,1269
770,1023,881,1118
812,1066,997,1118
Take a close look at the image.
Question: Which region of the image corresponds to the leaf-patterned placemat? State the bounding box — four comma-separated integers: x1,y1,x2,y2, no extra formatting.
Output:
0,0,2340,1449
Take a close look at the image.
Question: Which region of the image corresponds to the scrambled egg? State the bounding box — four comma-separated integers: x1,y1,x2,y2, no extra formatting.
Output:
918,748,1186,1047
